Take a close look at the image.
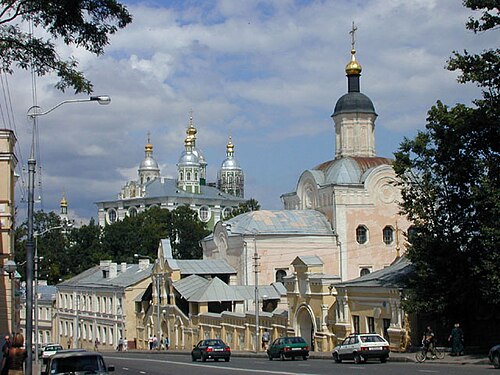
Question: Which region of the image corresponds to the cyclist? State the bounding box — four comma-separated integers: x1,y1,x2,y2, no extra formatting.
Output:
422,326,436,359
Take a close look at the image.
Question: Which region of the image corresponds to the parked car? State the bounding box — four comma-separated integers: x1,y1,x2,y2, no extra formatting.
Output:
41,350,114,375
332,333,390,364
191,339,231,362
40,344,63,363
489,344,500,369
266,336,309,361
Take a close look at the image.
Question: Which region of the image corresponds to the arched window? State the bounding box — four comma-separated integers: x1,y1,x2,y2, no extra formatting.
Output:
128,207,138,217
107,209,117,224
383,226,394,244
187,172,191,181
360,267,371,277
275,270,287,283
180,172,183,180
198,206,211,222
356,225,368,244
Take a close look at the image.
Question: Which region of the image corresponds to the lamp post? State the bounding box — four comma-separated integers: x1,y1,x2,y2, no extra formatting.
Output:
253,236,260,352
33,223,72,362
25,95,110,375
134,253,160,349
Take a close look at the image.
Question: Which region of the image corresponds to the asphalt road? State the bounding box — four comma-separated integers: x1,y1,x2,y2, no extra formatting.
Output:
102,352,495,375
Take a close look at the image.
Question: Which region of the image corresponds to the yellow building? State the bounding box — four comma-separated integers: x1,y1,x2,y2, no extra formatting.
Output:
0,129,18,335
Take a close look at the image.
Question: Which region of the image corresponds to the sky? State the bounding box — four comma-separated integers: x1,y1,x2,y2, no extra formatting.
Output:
4,0,497,225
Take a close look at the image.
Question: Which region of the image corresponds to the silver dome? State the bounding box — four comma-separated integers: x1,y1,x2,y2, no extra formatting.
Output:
221,157,241,170
178,151,199,166
139,156,160,171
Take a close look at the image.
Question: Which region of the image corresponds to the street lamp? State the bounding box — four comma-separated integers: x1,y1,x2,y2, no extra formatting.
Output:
33,223,72,363
25,95,110,375
134,253,161,349
252,236,260,352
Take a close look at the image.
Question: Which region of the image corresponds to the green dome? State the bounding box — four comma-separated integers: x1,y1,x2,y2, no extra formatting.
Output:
332,92,376,116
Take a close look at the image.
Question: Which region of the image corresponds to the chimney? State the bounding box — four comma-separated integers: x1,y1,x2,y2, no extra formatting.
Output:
121,262,127,273
109,263,118,278
100,260,112,278
138,259,150,271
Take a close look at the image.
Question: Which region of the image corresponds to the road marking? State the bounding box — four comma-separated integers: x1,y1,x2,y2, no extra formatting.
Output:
106,356,319,375
122,368,129,371
418,371,440,373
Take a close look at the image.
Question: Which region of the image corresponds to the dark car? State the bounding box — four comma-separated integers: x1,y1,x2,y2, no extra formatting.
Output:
267,336,309,361
191,339,231,362
489,344,500,369
332,333,390,364
41,350,115,375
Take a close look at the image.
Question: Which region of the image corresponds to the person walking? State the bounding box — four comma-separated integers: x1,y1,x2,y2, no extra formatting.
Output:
94,338,99,351
1,335,11,375
448,323,464,356
261,329,270,350
6,334,27,375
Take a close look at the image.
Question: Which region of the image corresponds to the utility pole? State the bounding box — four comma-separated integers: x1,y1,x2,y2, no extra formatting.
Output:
253,236,260,352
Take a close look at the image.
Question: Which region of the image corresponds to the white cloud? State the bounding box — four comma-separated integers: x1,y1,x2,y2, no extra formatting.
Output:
6,0,497,221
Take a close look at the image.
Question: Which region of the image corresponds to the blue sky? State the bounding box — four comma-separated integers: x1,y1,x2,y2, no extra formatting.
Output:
6,0,497,224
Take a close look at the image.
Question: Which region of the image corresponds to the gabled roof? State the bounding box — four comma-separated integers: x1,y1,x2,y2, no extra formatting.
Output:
335,257,413,288
173,274,209,300
188,277,244,302
292,255,324,267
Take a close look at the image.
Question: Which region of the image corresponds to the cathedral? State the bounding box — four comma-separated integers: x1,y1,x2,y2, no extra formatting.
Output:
203,25,411,284
96,116,245,229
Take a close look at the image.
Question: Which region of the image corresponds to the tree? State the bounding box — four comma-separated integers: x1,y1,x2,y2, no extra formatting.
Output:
0,0,132,93
227,198,261,219
14,210,69,284
393,1,499,321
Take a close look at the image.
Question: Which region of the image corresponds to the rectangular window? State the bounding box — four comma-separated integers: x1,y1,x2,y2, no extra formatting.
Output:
367,317,375,333
352,315,360,333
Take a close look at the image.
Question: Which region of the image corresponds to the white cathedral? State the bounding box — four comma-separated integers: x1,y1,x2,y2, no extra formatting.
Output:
96,116,245,229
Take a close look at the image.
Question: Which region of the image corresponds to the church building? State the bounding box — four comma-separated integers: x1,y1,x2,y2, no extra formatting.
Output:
96,116,245,229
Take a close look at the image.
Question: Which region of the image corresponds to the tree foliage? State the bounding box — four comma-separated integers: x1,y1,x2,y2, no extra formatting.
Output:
0,0,132,93
227,198,260,219
393,1,500,320
15,206,210,283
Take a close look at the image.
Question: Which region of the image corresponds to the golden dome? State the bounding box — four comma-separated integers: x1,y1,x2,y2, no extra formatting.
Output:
60,196,68,207
145,143,153,152
345,48,362,75
187,115,197,138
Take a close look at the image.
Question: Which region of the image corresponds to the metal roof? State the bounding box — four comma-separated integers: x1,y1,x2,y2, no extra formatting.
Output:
293,255,324,267
187,277,244,302
57,263,152,289
232,283,285,301
173,275,209,300
224,210,334,236
173,259,236,275
335,257,413,288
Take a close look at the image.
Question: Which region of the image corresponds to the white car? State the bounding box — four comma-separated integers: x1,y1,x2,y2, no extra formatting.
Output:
40,344,63,361
332,333,390,364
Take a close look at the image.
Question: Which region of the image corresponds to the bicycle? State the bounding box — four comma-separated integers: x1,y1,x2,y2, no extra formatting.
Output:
415,344,445,362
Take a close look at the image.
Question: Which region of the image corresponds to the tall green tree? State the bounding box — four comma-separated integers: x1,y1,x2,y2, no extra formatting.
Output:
0,0,132,93
393,1,499,321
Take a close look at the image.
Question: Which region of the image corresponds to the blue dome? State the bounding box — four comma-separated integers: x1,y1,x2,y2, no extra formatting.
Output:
333,92,376,116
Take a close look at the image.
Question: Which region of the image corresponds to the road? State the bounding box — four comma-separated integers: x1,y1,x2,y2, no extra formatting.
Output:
102,352,493,375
